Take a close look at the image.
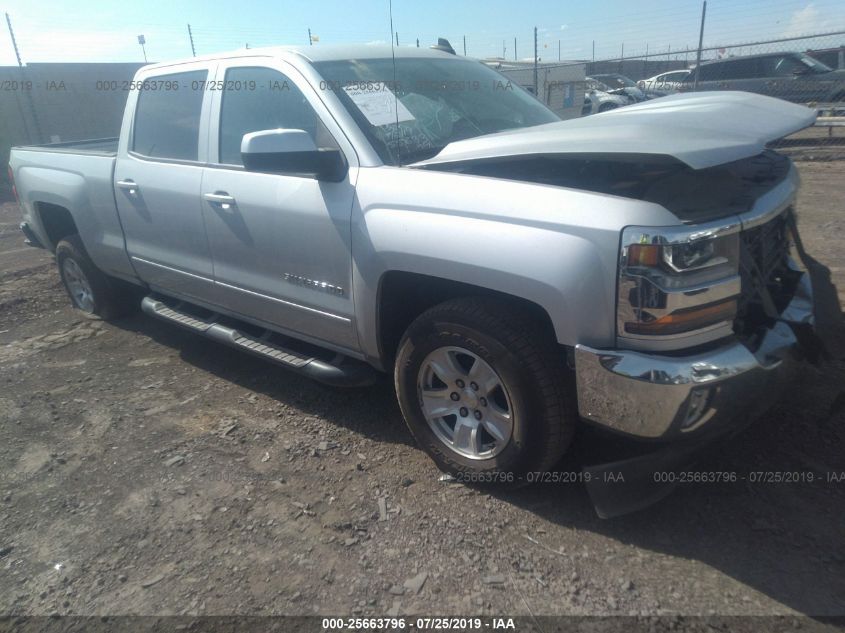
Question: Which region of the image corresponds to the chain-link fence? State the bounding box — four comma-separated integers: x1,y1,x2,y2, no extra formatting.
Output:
2,24,844,197
502,31,845,158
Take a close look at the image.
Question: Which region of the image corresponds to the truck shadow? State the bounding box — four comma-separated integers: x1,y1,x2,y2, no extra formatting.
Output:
112,312,415,448
493,360,845,616
113,312,845,616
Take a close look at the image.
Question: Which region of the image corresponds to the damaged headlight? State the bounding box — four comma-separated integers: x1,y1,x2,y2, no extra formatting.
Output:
618,224,741,344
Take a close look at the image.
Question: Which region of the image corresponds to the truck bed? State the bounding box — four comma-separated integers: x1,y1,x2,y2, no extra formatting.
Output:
12,137,118,156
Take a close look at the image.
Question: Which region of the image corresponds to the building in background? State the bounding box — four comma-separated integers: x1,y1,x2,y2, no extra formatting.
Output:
483,59,586,120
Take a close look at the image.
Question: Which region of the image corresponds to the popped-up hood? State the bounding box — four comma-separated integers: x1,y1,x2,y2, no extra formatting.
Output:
412,92,816,171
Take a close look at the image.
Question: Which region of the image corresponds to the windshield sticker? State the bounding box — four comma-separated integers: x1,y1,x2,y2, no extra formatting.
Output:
343,82,415,127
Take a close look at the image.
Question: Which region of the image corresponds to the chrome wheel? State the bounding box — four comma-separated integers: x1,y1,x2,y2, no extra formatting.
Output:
417,346,514,460
62,258,95,312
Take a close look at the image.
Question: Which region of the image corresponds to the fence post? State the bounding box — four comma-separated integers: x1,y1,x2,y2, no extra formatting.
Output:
533,27,538,96
693,0,707,90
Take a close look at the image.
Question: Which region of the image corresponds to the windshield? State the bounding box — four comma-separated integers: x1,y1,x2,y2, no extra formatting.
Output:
799,53,833,73
585,77,612,91
313,57,560,165
593,74,637,88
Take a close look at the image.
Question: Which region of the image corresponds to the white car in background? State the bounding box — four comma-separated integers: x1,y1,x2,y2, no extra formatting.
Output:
581,77,630,115
639,69,691,97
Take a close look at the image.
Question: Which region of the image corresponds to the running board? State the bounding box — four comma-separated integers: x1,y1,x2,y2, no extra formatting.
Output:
140,296,378,387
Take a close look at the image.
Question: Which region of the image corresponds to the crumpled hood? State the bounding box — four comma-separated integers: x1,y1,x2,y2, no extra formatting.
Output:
413,91,816,170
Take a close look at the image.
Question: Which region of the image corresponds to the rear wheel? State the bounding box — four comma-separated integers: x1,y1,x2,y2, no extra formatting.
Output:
56,235,134,320
394,297,576,484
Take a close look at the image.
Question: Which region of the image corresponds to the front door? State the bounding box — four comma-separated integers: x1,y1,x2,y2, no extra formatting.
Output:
201,60,359,351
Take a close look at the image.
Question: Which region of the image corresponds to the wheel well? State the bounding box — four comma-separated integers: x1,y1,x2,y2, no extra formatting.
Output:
37,202,78,251
377,271,557,368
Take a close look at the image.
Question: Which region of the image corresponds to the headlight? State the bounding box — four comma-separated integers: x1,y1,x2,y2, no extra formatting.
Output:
618,224,741,343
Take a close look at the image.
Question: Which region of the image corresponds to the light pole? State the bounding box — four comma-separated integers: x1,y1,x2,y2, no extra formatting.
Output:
137,34,147,62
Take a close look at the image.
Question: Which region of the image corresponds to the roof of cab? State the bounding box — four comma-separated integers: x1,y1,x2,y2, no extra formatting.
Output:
143,44,457,71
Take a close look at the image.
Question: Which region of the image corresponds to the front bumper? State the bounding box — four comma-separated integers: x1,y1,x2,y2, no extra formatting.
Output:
574,272,814,440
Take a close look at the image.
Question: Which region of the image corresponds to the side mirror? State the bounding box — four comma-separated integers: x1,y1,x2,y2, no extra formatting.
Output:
241,129,347,182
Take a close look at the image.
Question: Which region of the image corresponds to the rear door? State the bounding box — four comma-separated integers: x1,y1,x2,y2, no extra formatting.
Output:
114,62,217,303
200,58,359,351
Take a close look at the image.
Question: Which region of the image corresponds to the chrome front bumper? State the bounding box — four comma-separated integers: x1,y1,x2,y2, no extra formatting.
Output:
574,273,814,440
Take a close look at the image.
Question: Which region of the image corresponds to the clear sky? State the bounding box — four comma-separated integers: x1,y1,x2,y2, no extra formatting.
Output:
1,0,843,65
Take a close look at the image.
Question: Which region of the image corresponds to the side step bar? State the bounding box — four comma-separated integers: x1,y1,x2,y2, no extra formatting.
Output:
140,296,378,387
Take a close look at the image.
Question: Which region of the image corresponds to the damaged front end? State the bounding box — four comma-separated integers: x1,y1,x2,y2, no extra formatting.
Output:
578,205,843,518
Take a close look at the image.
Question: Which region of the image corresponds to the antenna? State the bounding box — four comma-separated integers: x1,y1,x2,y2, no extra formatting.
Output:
388,0,400,165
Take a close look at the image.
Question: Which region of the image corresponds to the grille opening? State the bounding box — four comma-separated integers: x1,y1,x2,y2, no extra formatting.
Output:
734,210,800,348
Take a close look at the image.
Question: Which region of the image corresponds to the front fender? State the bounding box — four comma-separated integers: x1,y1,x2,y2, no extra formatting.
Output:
350,167,683,364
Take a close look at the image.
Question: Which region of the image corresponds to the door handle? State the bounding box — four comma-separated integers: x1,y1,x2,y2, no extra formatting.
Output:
116,179,138,195
203,192,236,210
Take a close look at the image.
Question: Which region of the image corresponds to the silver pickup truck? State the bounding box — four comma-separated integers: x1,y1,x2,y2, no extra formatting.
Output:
8,45,835,510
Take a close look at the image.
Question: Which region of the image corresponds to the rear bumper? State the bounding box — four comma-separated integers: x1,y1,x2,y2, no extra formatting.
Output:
574,272,814,441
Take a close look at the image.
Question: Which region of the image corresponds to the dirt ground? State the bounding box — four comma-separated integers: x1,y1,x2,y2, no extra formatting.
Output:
1,161,844,623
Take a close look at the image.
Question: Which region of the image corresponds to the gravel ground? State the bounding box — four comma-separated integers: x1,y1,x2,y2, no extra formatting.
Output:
0,161,844,624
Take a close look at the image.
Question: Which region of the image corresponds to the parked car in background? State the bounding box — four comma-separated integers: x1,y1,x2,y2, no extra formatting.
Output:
590,73,648,102
639,69,690,97
682,52,845,103
582,77,630,114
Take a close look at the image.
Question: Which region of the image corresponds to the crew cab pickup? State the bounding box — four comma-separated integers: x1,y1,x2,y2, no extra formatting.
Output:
9,45,834,513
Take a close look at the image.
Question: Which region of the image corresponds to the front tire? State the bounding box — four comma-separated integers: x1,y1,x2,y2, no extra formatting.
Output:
394,297,576,483
56,235,133,320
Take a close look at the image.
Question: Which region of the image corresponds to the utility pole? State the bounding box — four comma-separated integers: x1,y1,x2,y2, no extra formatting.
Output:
558,39,561,61
502,39,506,59
308,27,313,46
5,12,37,143
416,38,419,47
533,26,538,97
463,35,466,56
395,31,399,46
514,37,517,61
592,40,595,63
693,0,707,89
187,23,196,57
644,43,648,77
619,42,624,73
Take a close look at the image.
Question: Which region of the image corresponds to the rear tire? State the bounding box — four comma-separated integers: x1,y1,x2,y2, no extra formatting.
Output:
56,235,134,320
394,297,576,485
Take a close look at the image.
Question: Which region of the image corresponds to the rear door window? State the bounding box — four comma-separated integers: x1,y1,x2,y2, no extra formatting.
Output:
132,70,207,161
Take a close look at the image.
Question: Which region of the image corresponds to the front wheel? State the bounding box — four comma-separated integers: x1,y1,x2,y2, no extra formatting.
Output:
394,297,576,483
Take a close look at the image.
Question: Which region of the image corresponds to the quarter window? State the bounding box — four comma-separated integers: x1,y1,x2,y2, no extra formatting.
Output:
132,70,207,161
